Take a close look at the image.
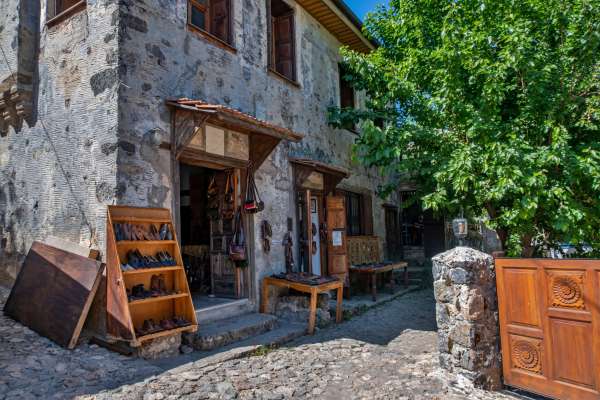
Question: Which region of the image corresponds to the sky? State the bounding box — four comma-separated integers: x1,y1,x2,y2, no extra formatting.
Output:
345,0,389,21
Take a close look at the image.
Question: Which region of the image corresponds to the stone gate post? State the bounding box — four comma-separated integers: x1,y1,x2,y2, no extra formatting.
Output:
432,247,502,390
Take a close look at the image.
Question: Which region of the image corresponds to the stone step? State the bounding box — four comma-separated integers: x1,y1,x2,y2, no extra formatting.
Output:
150,321,307,372
195,298,254,324
186,313,278,351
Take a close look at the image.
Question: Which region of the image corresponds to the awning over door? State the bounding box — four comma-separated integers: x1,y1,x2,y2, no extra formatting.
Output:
290,158,349,194
167,99,304,170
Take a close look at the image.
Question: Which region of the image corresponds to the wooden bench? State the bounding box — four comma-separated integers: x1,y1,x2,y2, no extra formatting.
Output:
260,276,343,335
347,236,408,301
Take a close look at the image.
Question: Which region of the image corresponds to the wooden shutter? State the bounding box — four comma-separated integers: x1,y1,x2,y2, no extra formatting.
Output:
361,192,373,235
273,14,295,80
210,0,229,43
326,196,349,284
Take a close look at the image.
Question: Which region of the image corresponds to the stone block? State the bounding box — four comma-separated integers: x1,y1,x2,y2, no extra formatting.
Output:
136,334,181,360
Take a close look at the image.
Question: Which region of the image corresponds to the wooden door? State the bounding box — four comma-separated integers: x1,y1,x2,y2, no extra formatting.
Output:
496,258,600,400
326,196,349,284
385,207,400,260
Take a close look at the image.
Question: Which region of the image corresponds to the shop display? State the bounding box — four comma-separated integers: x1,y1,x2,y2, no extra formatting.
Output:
271,272,338,286
106,205,197,347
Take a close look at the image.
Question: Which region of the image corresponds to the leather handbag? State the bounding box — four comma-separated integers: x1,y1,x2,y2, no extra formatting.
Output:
244,167,264,214
229,208,247,261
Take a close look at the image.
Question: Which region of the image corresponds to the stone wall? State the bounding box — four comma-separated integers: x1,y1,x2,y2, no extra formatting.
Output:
115,0,397,303
0,1,120,284
0,0,39,133
432,247,502,390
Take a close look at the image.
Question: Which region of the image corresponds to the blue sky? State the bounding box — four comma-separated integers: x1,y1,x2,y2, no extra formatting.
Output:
345,0,389,21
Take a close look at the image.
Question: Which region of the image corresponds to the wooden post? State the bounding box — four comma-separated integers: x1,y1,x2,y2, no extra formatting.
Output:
336,285,343,323
371,273,377,302
308,287,317,334
260,279,269,314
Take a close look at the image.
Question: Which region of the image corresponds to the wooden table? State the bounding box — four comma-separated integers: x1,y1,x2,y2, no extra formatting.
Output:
260,277,343,335
350,261,408,301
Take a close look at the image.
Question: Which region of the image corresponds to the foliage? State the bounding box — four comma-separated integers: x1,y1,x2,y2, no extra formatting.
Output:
331,0,600,256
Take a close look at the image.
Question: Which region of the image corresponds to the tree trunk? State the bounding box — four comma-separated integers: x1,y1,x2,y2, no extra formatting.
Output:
520,234,535,257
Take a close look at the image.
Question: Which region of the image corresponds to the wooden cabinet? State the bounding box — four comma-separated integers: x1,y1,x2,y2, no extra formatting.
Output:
106,206,197,347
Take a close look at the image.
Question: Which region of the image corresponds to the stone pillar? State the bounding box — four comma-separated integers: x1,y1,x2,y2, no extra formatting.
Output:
432,247,502,390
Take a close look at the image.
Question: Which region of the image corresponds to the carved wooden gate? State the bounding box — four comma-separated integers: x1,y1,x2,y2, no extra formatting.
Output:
496,258,600,400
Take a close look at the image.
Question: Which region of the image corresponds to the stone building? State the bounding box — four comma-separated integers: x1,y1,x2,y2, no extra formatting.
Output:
0,0,411,319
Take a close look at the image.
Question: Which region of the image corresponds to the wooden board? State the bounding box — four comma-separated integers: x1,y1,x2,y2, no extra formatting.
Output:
4,241,105,349
496,258,600,400
326,196,349,283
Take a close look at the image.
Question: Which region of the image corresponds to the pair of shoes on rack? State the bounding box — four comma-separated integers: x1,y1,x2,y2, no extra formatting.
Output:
157,251,176,266
158,224,173,240
135,317,190,337
172,316,191,327
150,274,167,296
115,223,171,241
121,264,135,272
128,284,148,301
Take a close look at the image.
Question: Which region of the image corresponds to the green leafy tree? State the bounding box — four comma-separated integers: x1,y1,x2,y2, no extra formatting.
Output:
330,0,600,257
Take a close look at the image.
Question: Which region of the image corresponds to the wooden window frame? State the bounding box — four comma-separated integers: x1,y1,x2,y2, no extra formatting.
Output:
46,0,86,27
268,0,298,86
187,0,235,51
339,64,355,109
337,189,374,237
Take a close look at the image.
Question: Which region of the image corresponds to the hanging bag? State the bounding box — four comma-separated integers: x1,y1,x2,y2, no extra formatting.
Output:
244,166,264,214
229,207,247,261
207,173,220,220
222,170,235,220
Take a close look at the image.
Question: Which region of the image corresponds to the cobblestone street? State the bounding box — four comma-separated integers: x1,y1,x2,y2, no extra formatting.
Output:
0,287,516,399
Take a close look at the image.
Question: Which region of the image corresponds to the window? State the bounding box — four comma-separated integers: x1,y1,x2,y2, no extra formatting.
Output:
339,64,355,109
339,190,373,236
188,0,232,45
269,0,296,82
47,0,85,22
346,191,363,236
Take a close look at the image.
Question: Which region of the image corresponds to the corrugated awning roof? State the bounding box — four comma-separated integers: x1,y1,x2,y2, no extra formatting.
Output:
167,99,304,142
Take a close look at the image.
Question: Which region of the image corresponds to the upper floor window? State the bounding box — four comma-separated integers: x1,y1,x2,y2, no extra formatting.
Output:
188,0,232,45
269,0,296,82
339,64,355,109
47,0,85,23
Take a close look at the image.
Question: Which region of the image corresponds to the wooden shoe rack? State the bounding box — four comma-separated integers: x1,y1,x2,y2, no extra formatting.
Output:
106,205,197,347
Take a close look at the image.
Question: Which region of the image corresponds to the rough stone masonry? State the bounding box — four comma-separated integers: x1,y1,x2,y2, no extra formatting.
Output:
432,247,502,390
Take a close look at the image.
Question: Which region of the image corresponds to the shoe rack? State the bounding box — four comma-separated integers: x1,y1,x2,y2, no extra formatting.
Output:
106,205,198,347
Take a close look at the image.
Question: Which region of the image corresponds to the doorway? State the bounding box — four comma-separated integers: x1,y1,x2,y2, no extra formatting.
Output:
179,163,246,310
310,197,322,275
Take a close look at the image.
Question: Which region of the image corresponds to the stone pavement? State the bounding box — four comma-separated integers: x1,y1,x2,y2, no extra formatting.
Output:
0,287,162,400
0,285,519,400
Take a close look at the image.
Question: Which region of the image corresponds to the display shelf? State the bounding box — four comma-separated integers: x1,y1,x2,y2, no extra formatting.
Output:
116,240,177,246
122,266,183,276
128,292,188,306
134,325,196,345
106,205,198,347
110,216,172,224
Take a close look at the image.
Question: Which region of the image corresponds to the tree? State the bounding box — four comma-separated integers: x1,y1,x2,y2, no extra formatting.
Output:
330,0,600,257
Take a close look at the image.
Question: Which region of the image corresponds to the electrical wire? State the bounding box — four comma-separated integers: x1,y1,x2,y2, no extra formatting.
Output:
0,42,96,246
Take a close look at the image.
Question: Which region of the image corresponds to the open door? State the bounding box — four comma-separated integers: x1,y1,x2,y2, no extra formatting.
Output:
326,196,349,284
